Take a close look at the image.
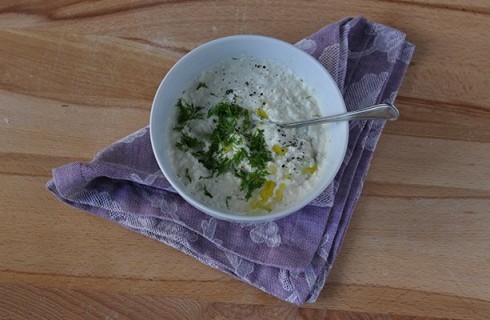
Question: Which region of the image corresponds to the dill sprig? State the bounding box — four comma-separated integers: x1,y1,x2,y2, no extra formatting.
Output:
203,185,213,198
184,168,192,183
236,169,267,200
208,100,244,119
197,82,208,90
215,147,247,176
174,98,204,131
176,132,205,152
225,196,232,208
241,109,251,131
248,129,272,169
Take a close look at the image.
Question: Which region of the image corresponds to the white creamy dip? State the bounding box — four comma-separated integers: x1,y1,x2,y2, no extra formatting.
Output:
168,57,328,214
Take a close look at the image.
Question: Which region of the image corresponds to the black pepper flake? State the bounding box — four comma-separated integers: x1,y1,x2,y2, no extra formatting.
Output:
260,93,263,96
282,164,285,168
245,81,249,85
263,66,266,69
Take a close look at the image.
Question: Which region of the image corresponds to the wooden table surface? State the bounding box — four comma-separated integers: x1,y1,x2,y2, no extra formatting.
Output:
1,1,489,319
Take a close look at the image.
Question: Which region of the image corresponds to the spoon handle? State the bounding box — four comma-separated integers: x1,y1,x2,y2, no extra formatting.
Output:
280,103,400,128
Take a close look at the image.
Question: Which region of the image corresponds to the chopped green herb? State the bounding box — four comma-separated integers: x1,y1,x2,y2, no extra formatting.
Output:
207,102,244,157
184,168,192,183
210,92,217,97
191,149,207,159
175,98,272,201
176,132,205,151
212,117,237,143
226,196,232,209
197,82,208,90
225,89,234,95
208,100,243,118
242,110,251,131
236,169,267,200
249,129,273,169
215,147,247,176
203,185,213,198
174,98,204,131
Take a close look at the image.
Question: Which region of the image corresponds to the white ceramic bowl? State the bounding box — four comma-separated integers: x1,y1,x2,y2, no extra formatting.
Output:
150,35,348,222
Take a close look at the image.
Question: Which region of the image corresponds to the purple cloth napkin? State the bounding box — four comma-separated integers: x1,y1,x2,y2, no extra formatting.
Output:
47,17,414,304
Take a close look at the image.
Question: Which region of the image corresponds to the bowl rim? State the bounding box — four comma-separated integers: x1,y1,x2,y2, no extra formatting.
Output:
150,34,348,222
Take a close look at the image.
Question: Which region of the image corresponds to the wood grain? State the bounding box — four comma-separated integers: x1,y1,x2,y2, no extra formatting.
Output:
1,0,489,319
1,0,489,108
0,284,438,320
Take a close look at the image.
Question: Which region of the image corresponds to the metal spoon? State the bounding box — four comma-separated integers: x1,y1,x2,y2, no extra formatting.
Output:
264,103,399,128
